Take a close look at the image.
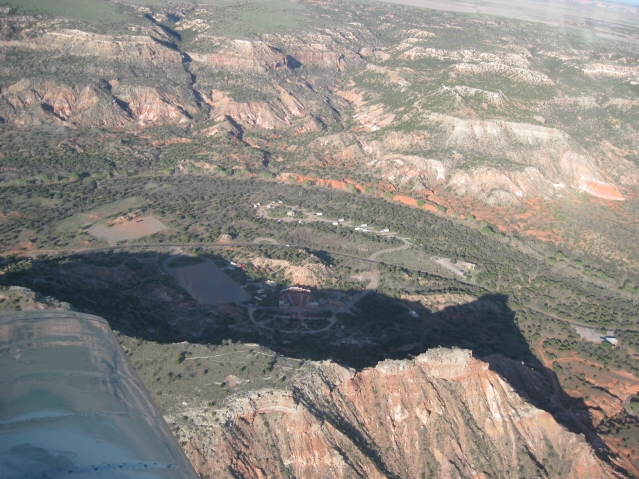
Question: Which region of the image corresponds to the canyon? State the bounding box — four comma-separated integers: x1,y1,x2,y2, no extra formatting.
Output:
1,0,639,477
1,4,637,214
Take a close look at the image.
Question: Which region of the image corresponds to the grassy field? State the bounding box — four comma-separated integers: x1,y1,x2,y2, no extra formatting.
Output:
3,0,131,21
169,0,310,38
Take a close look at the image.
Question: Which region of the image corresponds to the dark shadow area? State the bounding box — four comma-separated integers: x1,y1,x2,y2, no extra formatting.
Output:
150,37,180,52
145,13,182,42
225,115,245,141
166,13,181,23
286,55,302,69
113,98,134,118
40,103,65,122
0,250,624,473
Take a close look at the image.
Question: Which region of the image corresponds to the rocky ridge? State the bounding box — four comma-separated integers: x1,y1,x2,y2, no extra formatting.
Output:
174,348,614,479
0,285,73,311
0,28,183,64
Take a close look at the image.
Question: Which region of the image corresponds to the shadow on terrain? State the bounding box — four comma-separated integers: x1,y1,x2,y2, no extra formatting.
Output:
144,13,183,42
0,250,619,470
286,55,302,69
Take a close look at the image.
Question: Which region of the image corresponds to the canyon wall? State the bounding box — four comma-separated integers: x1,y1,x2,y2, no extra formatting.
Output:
176,349,613,479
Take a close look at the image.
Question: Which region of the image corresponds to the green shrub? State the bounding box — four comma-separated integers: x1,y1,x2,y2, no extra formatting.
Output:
212,166,229,176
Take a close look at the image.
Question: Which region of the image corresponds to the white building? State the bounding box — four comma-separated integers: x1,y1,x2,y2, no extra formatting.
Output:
604,336,618,346
287,210,296,216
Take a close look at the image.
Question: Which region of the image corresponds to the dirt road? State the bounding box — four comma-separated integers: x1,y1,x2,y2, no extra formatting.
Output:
368,237,411,261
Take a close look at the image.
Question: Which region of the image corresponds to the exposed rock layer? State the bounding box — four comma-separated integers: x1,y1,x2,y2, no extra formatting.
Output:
178,349,613,479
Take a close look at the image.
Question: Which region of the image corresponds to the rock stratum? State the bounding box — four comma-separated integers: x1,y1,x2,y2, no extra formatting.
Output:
175,349,614,479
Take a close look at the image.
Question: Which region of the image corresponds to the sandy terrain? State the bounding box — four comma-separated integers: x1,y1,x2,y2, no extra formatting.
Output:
88,216,167,246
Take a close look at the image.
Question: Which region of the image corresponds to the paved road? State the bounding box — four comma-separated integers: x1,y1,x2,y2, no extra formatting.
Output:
14,237,476,293
47,240,403,266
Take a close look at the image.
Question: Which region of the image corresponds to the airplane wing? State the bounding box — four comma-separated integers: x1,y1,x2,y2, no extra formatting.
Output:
0,310,199,478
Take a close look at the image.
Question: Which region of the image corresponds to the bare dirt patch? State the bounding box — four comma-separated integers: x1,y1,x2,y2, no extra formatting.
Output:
579,178,625,201
88,216,167,246
393,194,437,212
250,256,332,287
402,292,481,312
573,324,610,343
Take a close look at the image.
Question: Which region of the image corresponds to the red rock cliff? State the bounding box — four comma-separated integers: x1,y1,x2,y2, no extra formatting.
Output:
179,348,614,479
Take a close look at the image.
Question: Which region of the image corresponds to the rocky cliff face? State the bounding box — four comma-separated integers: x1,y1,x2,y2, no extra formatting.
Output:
174,349,613,479
189,40,288,71
0,28,184,64
0,79,199,128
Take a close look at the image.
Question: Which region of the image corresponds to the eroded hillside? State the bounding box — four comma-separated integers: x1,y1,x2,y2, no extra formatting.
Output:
141,345,614,478
1,0,639,261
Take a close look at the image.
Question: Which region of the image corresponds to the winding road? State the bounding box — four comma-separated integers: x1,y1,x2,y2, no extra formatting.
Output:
368,237,411,261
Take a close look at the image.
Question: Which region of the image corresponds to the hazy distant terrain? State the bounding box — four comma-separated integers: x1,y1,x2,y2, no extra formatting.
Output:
384,0,639,36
